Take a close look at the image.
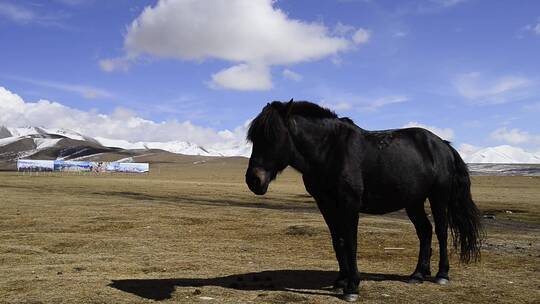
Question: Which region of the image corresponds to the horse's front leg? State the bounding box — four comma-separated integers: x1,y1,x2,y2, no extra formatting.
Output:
316,200,349,289
331,234,349,290
338,209,360,302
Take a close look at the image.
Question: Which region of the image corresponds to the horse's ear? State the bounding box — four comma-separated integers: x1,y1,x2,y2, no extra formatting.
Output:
285,98,294,118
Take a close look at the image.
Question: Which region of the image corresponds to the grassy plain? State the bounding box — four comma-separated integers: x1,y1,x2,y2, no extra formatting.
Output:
0,158,539,303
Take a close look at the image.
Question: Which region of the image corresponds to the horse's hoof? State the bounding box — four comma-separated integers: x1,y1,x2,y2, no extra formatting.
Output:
333,280,346,291
407,275,424,284
434,277,450,285
343,293,359,302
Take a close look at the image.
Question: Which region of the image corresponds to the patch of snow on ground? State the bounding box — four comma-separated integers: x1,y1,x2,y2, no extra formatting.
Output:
0,136,22,147
43,128,86,141
33,138,62,150
7,127,43,137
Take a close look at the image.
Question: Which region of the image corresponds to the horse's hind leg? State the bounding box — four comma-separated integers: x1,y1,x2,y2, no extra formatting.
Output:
429,195,450,284
406,202,433,283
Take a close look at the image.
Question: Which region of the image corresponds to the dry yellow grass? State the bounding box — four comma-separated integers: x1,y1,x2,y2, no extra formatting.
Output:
0,159,539,303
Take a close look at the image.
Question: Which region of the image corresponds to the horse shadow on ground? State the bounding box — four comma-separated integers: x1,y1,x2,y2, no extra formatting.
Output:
93,191,319,213
109,270,409,301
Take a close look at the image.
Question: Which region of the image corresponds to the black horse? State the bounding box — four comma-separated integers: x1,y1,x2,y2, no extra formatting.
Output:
245,100,482,302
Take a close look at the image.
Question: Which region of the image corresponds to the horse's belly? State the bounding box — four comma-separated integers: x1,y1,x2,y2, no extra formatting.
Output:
359,199,404,214
360,186,426,214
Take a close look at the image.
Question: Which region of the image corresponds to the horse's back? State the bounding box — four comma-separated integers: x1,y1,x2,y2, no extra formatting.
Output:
357,127,456,213
360,127,449,170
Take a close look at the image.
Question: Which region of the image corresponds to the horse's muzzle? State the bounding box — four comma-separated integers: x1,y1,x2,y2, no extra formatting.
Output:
245,167,270,195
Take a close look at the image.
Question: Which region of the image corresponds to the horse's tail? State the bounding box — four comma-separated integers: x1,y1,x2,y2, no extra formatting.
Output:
446,143,483,263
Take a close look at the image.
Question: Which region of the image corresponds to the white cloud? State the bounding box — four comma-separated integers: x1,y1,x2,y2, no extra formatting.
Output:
333,22,356,36
361,95,407,111
490,127,540,145
210,64,272,91
393,31,408,38
0,3,68,27
99,57,131,73
318,90,407,112
454,72,532,104
0,3,35,23
403,122,454,140
404,0,468,15
330,56,343,66
431,0,467,7
352,28,370,44
523,19,540,36
53,0,91,6
282,69,303,82
319,101,352,111
102,0,369,90
4,75,112,99
124,0,350,64
0,86,246,148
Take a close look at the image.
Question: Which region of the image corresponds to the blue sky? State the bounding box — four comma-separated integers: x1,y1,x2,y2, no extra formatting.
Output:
0,0,539,151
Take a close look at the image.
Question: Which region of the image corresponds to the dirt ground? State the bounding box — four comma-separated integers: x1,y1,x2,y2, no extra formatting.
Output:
0,159,539,304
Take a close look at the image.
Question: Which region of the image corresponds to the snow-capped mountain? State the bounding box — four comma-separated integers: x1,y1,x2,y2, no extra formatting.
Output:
4,126,46,137
95,137,222,156
0,125,251,161
460,145,540,164
94,137,251,157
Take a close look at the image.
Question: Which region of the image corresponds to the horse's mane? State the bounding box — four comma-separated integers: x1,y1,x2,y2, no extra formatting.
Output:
247,101,338,142
285,101,338,119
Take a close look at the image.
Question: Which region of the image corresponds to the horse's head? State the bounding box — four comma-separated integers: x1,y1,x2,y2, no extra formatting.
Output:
245,100,294,195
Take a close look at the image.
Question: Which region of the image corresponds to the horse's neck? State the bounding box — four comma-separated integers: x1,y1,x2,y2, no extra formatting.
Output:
287,117,341,173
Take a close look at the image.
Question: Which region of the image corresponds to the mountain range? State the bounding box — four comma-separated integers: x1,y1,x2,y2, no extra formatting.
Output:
0,126,539,166
0,126,249,171
460,145,540,164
